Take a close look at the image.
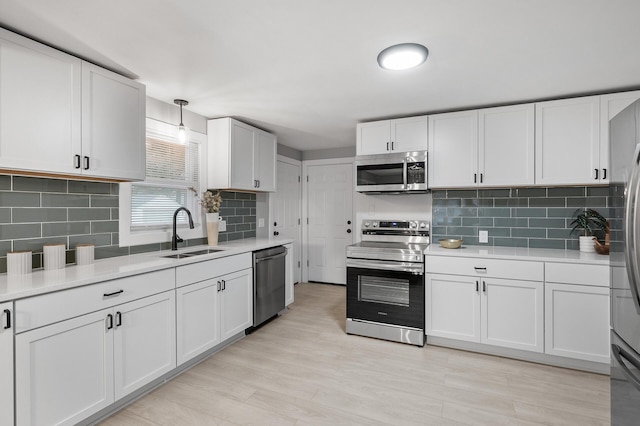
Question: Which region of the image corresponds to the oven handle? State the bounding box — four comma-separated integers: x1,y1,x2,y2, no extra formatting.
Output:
347,258,424,274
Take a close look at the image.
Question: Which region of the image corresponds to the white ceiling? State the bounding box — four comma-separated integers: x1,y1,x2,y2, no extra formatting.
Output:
1,0,640,152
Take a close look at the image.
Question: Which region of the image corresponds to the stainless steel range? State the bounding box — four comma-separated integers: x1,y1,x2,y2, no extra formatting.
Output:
346,219,429,346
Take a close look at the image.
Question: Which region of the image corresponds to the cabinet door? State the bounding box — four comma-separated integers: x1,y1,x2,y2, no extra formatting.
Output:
600,91,640,184
545,283,610,363
535,96,600,185
425,274,480,342
391,116,428,152
0,303,14,426
255,130,277,191
15,309,114,426
220,268,253,341
285,243,294,306
481,278,543,352
0,30,82,175
176,279,221,365
428,110,478,188
357,120,391,155
113,291,176,400
81,62,146,181
479,104,535,186
229,120,256,190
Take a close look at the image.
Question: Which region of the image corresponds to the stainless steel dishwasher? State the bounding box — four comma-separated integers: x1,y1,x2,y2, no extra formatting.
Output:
252,245,286,327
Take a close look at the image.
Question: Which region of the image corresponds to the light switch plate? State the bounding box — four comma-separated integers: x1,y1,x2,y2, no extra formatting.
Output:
479,230,488,243
258,218,265,228
219,220,227,232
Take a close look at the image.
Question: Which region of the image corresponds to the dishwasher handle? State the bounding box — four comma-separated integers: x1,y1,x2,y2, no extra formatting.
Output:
255,251,287,263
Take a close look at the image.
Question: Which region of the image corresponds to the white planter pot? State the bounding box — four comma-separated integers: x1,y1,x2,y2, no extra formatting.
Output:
206,212,219,246
579,236,596,253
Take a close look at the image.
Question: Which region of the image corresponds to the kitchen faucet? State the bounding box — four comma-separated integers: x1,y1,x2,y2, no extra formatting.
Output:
172,207,195,250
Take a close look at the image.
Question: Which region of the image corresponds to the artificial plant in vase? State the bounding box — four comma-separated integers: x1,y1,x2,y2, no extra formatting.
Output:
200,190,223,245
570,208,607,253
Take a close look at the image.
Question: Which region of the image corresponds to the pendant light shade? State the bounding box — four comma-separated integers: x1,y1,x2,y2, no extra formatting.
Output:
173,99,189,144
377,43,429,71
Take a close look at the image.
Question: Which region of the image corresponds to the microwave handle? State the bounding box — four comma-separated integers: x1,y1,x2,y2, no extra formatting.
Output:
402,160,408,189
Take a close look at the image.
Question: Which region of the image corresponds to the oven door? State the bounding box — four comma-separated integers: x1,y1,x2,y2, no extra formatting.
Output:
346,259,424,329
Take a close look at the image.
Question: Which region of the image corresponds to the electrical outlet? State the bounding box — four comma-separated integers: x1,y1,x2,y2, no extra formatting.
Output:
219,220,227,232
258,218,265,228
479,230,488,244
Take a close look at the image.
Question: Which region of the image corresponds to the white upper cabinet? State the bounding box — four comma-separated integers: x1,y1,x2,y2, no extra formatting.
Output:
428,110,478,188
0,28,146,181
600,90,640,184
0,29,82,175
81,63,146,181
357,116,427,155
208,117,277,192
479,104,535,187
535,96,601,185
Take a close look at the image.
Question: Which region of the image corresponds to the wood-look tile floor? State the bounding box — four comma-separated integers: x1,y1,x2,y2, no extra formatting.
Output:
100,283,610,425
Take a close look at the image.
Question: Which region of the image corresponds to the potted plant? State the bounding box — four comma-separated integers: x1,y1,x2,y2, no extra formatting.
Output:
199,190,223,245
570,208,607,253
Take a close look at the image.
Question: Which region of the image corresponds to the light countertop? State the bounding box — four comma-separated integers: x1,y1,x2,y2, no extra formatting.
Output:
0,238,293,303
425,244,610,266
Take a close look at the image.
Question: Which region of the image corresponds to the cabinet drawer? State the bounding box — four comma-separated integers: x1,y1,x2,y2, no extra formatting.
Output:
15,269,175,333
545,262,609,287
176,253,252,287
426,256,543,281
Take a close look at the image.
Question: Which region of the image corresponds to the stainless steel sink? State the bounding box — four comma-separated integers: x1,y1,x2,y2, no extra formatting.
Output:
162,248,225,259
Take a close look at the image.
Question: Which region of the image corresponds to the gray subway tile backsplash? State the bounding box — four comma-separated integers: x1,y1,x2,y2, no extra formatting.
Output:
0,175,257,273
432,186,612,250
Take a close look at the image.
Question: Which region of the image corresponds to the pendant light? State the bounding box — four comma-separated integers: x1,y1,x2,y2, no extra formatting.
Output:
377,43,429,71
173,99,189,144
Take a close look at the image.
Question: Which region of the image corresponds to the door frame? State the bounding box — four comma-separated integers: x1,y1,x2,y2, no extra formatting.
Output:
269,154,303,283
301,157,355,283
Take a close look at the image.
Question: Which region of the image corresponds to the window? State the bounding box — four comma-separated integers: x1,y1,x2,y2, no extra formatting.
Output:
119,118,207,247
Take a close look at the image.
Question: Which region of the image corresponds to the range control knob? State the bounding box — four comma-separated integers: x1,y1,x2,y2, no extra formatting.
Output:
364,221,371,228
410,221,418,229
419,222,427,228
372,222,379,228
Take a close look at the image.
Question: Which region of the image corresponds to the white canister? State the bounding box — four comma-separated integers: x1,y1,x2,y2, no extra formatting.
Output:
76,244,95,265
43,243,66,270
7,251,32,275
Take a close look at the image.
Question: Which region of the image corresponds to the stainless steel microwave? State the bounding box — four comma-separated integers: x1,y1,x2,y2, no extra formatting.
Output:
355,151,428,194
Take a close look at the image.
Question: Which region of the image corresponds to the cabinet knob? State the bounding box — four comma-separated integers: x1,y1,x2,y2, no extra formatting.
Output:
273,231,279,236
347,229,352,234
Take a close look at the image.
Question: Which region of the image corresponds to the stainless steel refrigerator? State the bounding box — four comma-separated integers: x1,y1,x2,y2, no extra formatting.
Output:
610,98,640,425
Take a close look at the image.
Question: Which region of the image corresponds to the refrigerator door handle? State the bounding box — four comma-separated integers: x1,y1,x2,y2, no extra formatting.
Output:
625,143,640,314
612,343,640,392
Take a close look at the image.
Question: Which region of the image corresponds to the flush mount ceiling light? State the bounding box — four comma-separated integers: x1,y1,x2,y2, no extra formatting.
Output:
377,43,429,71
173,99,189,144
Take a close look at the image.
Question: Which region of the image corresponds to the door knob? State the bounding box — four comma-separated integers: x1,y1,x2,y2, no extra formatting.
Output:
347,220,351,225
347,229,352,233
274,222,277,226
273,231,279,236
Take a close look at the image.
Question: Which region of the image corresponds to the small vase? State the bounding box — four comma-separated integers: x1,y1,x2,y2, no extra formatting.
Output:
206,212,219,246
579,235,596,253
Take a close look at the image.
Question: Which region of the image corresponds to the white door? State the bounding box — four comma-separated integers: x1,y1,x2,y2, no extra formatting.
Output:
479,104,535,186
113,291,176,400
272,157,302,283
428,110,478,188
81,62,145,181
357,120,391,155
15,309,114,426
481,278,543,352
176,279,221,365
307,162,354,284
255,131,277,191
535,96,600,185
0,30,82,175
220,268,253,340
391,116,428,152
545,283,610,363
425,274,480,342
0,303,14,426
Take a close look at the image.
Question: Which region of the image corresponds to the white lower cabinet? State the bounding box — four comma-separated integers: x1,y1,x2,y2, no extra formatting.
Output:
426,273,543,352
0,303,14,426
176,253,253,365
545,282,610,363
15,288,176,426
